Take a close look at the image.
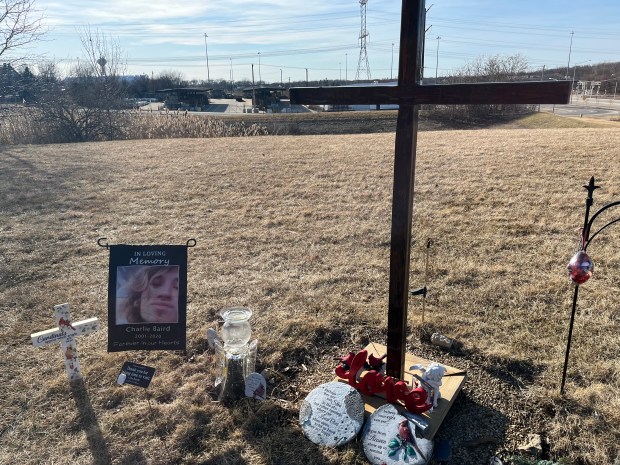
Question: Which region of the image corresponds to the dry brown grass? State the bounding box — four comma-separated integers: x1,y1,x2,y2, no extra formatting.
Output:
0,109,268,144
1,126,620,465
124,113,269,139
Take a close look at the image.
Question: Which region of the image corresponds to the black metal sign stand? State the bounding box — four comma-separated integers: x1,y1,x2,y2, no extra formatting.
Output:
562,177,620,394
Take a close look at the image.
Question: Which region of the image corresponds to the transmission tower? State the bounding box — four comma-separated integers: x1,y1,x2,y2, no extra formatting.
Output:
355,0,371,81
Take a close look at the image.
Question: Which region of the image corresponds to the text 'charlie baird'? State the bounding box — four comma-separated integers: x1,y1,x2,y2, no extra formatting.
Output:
125,325,172,333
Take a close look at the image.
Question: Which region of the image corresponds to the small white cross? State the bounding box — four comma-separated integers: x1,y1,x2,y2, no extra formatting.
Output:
30,303,100,382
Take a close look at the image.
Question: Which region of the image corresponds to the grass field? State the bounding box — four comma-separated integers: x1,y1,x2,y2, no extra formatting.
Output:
1,121,620,464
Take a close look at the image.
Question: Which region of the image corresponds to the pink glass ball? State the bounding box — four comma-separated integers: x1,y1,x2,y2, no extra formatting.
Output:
567,250,594,285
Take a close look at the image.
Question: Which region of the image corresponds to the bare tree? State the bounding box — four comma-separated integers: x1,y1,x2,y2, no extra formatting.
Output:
154,70,186,89
0,0,44,61
435,54,535,121
456,54,529,83
35,28,130,142
77,26,125,78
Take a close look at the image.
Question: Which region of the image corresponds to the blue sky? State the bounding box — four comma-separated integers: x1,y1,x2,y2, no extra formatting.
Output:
22,0,620,83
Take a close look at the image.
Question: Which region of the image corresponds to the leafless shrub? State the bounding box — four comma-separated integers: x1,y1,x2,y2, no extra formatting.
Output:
0,104,35,143
436,54,537,121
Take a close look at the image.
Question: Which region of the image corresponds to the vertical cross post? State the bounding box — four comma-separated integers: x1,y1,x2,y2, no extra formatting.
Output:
31,304,100,382
387,0,426,378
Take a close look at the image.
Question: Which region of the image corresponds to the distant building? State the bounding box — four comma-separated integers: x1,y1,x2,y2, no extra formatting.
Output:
241,86,285,111
576,80,601,95
155,87,211,110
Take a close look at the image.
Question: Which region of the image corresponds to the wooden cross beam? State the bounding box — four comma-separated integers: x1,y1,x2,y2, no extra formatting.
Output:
31,303,100,381
290,0,570,380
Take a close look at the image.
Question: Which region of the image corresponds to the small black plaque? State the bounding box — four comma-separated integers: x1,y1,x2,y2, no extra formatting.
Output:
118,362,156,388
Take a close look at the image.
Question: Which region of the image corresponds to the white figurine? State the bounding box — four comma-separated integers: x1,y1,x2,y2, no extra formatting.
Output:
409,362,446,409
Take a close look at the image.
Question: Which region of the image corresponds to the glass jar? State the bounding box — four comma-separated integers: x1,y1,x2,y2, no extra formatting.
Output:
220,307,252,354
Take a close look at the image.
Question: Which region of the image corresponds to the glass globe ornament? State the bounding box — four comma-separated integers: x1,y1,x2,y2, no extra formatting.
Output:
567,250,594,285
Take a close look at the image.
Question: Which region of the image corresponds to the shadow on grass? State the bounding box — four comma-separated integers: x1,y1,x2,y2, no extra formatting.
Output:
118,447,148,465
434,390,510,463
0,148,94,216
415,325,544,389
481,353,545,388
195,448,248,465
450,345,545,390
70,380,113,465
237,400,336,465
0,146,112,292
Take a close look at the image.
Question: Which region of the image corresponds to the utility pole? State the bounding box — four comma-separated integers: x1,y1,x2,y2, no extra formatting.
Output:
204,33,210,84
435,36,441,80
305,68,308,86
280,69,283,87
257,52,261,85
566,31,574,79
345,53,348,81
251,64,256,110
339,62,342,81
537,65,546,112
230,58,234,92
391,43,394,80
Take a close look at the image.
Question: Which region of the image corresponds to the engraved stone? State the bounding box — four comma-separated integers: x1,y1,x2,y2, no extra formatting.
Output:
300,382,364,447
362,404,433,465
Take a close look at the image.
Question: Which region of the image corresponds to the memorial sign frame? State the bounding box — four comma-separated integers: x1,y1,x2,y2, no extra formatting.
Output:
100,238,196,352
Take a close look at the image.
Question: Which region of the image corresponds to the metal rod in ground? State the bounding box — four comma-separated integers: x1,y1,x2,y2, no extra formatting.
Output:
146,389,153,413
561,178,597,395
422,238,431,325
561,284,580,395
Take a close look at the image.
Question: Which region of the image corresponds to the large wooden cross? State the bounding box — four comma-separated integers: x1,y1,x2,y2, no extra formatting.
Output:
290,0,570,380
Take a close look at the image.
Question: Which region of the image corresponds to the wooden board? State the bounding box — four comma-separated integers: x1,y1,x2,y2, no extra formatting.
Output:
335,342,466,440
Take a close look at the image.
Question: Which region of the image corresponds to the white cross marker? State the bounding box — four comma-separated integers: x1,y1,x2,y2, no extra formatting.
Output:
30,303,100,381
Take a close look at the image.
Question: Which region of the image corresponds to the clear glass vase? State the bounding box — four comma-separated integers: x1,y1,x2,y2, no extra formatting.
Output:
214,307,257,404
221,307,252,354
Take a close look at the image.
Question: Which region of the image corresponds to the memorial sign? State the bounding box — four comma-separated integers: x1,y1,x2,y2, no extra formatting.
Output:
31,303,100,381
107,244,188,352
299,382,365,447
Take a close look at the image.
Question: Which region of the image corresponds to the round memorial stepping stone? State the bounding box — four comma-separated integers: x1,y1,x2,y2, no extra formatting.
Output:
299,381,364,447
362,404,433,465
